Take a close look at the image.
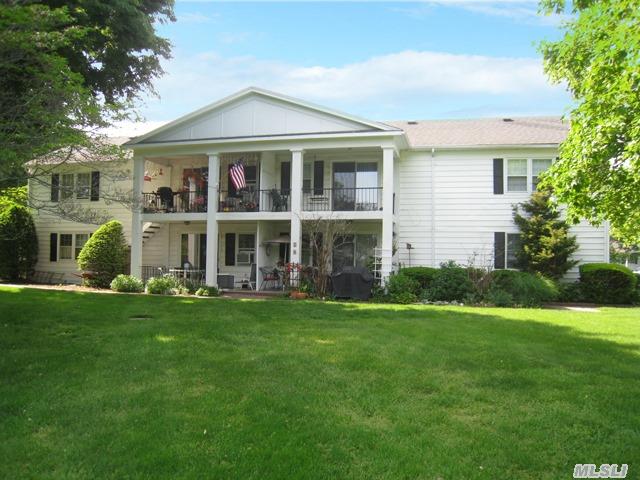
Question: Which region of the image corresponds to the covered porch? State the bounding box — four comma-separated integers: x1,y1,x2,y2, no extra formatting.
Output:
138,219,382,292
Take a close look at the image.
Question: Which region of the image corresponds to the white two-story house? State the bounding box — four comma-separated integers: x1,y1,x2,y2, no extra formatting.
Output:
28,87,609,288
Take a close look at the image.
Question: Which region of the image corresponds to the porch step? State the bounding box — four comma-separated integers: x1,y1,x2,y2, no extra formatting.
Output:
221,289,284,299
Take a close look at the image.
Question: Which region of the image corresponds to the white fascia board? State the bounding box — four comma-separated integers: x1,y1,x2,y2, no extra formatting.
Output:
408,143,560,151
127,130,405,154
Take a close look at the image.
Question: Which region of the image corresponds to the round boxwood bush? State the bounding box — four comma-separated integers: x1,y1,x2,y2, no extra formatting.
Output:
399,267,438,290
425,263,475,302
110,274,144,293
487,270,558,307
0,205,38,281
146,276,179,295
387,272,420,303
77,220,127,288
579,263,637,304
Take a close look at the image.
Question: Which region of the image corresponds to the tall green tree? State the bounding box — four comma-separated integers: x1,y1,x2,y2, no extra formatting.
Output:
513,188,579,280
0,1,174,184
0,205,38,281
539,0,640,243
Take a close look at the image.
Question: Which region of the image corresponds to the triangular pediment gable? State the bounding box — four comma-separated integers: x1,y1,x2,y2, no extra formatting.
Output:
130,87,397,144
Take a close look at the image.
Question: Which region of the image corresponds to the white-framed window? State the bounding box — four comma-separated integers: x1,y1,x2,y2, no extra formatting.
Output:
237,234,255,265
59,234,73,260
332,233,378,271
75,233,89,259
532,159,552,191
76,173,91,199
61,174,75,200
505,158,553,193
303,162,313,192
506,233,522,269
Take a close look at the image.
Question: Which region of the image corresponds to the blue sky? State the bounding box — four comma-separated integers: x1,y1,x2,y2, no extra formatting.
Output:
115,1,572,136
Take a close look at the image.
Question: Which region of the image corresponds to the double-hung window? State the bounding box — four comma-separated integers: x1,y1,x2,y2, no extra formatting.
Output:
76,173,91,199
237,234,255,265
61,174,75,200
75,234,89,259
59,234,73,260
531,159,552,191
506,233,522,269
505,158,553,193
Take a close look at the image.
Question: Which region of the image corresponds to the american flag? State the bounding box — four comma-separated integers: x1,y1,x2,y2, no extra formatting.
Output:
229,160,246,190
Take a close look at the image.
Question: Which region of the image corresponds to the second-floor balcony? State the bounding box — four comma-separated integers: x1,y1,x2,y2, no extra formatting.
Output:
302,187,382,211
142,186,384,214
218,189,290,213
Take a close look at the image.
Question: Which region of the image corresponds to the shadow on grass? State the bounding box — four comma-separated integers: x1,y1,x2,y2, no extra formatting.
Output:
1,286,638,478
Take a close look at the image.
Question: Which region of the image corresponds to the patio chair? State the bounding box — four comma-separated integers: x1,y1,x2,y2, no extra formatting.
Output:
259,266,280,290
269,188,288,212
157,187,174,212
235,263,256,290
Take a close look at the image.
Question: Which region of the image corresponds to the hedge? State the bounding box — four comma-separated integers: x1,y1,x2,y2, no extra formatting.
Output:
400,267,438,290
488,270,558,307
579,263,637,304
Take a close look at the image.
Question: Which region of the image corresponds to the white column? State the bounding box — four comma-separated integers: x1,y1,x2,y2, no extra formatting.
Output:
130,156,145,279
205,153,220,286
290,149,304,264
381,147,395,284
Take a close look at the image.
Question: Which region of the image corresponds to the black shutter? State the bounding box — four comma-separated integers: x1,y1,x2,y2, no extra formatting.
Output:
493,158,504,194
51,174,59,202
494,232,506,269
227,165,237,197
90,171,100,201
281,161,291,194
313,161,324,195
49,233,58,262
225,233,235,266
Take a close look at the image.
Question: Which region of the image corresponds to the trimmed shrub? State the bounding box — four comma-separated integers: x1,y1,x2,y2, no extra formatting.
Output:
487,270,558,307
391,291,418,304
486,288,515,307
195,286,220,297
579,263,637,304
558,281,584,303
77,220,127,288
424,263,475,302
0,205,37,281
400,267,438,290
387,272,421,300
146,276,178,295
110,274,144,293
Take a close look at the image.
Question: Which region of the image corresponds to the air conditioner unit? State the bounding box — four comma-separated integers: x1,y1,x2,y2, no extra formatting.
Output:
237,251,252,265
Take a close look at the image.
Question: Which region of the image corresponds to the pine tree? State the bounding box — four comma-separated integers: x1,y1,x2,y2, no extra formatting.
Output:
512,188,578,280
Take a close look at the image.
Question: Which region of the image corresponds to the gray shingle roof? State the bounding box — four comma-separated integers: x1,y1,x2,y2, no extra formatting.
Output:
387,116,568,148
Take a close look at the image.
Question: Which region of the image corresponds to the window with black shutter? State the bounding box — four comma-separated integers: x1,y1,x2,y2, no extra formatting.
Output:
49,233,58,261
494,232,506,269
313,161,324,195
51,174,59,202
493,158,504,194
280,161,290,194
90,171,100,201
225,233,236,266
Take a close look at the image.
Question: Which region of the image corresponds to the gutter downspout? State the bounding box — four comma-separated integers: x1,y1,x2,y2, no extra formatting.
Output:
431,147,436,267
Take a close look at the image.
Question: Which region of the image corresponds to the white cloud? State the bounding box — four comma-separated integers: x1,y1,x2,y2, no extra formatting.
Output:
101,120,169,139
130,48,566,124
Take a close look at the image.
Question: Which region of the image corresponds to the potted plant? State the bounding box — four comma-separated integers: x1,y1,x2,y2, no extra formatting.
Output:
290,276,312,300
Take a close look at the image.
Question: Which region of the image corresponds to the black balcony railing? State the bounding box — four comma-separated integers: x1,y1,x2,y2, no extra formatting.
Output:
143,190,207,213
303,187,382,211
218,189,290,212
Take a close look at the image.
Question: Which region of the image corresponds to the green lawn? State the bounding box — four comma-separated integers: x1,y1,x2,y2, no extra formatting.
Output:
0,286,638,479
